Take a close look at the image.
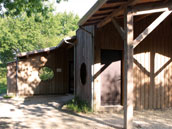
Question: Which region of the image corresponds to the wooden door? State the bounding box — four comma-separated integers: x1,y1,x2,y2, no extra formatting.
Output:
101,50,122,106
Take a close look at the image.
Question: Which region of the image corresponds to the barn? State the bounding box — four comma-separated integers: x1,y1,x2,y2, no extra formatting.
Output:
6,0,172,128
7,36,76,96
75,0,172,128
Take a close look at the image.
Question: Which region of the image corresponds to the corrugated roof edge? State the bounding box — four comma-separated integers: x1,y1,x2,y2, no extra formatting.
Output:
17,36,76,58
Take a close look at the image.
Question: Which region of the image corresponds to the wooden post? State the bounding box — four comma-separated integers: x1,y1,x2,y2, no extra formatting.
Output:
124,7,134,129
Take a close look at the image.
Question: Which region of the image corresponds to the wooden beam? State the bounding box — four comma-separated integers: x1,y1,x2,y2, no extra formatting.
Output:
128,0,139,5
164,0,169,3
97,5,125,28
87,17,105,22
98,1,172,28
132,1,172,16
112,18,124,40
106,0,126,4
78,0,108,26
97,0,139,28
133,10,172,48
92,12,112,17
124,7,134,129
133,8,170,16
99,6,118,11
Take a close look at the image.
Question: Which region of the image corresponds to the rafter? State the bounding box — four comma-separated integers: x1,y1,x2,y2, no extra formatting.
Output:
97,1,172,28
97,0,140,28
128,0,140,5
78,0,108,26
97,5,125,28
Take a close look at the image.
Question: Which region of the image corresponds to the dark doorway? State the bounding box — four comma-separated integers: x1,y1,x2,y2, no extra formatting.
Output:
101,49,122,106
69,61,74,94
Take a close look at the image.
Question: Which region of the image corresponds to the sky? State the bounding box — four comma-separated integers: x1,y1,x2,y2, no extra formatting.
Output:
50,0,98,18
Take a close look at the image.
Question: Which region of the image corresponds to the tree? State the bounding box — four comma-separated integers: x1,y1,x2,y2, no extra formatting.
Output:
0,0,68,17
0,12,79,63
0,0,72,93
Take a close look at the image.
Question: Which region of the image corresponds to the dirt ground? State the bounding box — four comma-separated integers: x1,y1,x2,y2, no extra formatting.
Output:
0,95,172,129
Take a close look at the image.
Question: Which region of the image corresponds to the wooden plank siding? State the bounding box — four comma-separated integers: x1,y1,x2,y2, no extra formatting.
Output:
134,13,172,109
94,22,124,111
94,13,172,109
75,26,94,104
7,47,73,96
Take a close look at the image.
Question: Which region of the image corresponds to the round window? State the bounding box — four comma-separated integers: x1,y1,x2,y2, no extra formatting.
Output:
39,67,54,81
80,63,87,85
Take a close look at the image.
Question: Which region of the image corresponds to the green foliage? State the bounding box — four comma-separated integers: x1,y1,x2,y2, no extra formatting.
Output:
0,12,79,63
0,0,68,17
0,82,7,95
0,10,79,94
0,62,7,95
0,0,76,95
3,94,13,99
56,0,68,3
39,67,54,81
66,97,92,113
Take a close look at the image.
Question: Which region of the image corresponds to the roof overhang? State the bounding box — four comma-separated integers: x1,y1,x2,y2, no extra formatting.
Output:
78,0,165,28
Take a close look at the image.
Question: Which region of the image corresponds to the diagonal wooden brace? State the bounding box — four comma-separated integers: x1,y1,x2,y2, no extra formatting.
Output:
133,10,172,48
112,18,125,40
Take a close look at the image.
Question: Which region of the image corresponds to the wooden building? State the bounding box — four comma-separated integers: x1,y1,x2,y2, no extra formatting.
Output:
75,0,172,128
7,37,76,96
6,0,172,128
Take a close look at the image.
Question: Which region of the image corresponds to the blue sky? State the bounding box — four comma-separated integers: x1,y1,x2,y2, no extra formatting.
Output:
50,0,97,18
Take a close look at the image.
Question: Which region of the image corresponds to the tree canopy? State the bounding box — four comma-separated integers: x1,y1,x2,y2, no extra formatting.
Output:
0,12,79,63
0,0,79,94
0,0,68,17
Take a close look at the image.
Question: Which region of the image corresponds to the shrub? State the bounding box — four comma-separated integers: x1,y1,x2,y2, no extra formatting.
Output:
66,97,92,113
3,95,13,99
39,67,54,81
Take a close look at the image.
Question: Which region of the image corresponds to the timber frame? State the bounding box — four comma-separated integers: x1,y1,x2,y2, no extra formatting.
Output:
113,3,172,129
78,0,172,129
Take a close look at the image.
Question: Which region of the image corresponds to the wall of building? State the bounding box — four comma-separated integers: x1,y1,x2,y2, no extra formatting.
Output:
75,26,94,105
7,47,73,96
93,13,172,110
93,22,124,111
7,62,17,95
133,13,172,109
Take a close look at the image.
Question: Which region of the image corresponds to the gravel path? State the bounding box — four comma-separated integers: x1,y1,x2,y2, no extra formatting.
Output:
0,95,171,129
